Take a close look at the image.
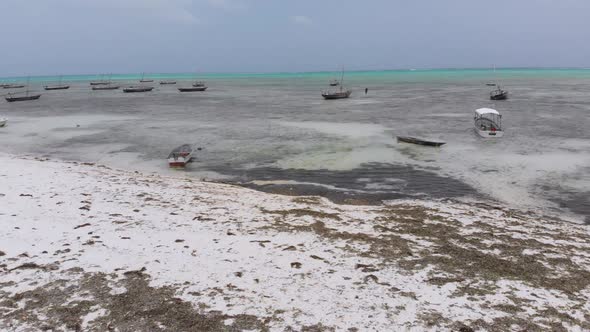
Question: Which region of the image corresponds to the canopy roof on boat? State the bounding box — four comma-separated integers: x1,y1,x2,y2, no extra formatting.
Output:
475,108,500,116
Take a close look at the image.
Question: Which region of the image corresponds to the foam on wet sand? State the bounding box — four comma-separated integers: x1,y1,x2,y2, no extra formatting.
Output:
0,154,589,331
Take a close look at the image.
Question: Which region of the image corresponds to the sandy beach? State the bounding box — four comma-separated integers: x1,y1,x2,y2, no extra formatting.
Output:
1,153,589,331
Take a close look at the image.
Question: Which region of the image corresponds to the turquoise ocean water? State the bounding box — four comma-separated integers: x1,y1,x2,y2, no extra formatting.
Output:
2,68,590,84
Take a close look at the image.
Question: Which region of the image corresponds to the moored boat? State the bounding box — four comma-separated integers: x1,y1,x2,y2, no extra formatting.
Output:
44,85,70,90
396,136,446,147
123,86,154,93
5,93,41,102
192,81,206,87
2,84,25,89
329,79,340,86
178,86,208,92
0,118,6,127
490,86,508,100
474,108,504,138
90,81,110,86
168,144,194,168
321,90,352,99
160,80,177,85
322,67,351,100
92,84,120,91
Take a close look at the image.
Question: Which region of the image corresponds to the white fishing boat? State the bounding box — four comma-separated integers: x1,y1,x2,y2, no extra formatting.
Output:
474,108,504,138
0,118,6,127
168,144,194,168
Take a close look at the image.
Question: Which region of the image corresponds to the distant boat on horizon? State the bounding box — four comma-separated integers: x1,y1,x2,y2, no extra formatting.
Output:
139,73,153,83
160,80,177,85
489,65,508,100
44,76,70,90
90,74,112,86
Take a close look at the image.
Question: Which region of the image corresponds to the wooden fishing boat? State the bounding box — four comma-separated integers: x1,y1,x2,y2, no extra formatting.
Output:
5,93,41,102
168,144,194,168
90,81,110,86
474,108,504,138
2,84,25,89
329,79,340,86
139,73,153,83
123,86,154,93
178,86,208,92
0,118,6,127
192,81,206,87
44,85,70,90
92,84,120,91
396,136,446,147
160,80,177,85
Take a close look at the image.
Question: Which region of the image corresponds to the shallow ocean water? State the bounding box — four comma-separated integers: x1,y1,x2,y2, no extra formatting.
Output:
1,69,589,222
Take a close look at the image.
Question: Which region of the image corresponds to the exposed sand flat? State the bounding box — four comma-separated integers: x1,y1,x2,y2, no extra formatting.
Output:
0,154,589,331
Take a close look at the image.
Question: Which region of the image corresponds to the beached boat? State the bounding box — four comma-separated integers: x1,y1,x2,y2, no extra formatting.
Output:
396,136,446,147
92,84,120,91
139,73,153,83
178,86,208,92
168,144,194,168
329,79,340,86
160,80,177,85
474,108,504,138
322,68,351,100
2,84,25,89
0,118,6,127
5,93,41,102
123,86,154,93
90,74,111,86
44,76,70,90
490,85,508,100
192,81,206,87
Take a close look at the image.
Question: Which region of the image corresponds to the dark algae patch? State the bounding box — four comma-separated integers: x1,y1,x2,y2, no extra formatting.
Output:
1,269,269,332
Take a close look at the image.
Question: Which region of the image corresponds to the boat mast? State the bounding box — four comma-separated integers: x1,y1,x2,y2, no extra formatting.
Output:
340,66,344,92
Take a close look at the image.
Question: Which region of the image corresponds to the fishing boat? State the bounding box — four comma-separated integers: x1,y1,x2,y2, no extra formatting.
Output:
0,118,6,127
168,144,194,168
490,85,508,100
160,80,177,85
192,81,206,87
396,136,446,147
5,92,41,102
322,68,351,100
2,84,25,89
44,76,69,90
474,108,504,138
123,86,154,93
90,74,111,86
329,79,340,86
92,84,120,91
178,86,208,92
139,73,153,83
488,66,508,100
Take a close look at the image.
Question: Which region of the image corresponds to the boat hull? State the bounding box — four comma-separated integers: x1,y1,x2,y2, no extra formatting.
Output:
44,85,70,90
160,81,177,85
475,128,504,138
3,85,25,89
322,91,351,100
92,86,120,91
0,119,6,127
90,82,110,86
396,136,446,147
490,91,508,100
5,94,41,102
123,87,154,93
179,87,208,92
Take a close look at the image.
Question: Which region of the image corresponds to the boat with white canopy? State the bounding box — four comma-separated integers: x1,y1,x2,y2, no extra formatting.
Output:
474,108,503,138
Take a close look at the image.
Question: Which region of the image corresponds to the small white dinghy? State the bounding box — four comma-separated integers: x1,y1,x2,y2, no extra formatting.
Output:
0,118,7,127
474,108,503,138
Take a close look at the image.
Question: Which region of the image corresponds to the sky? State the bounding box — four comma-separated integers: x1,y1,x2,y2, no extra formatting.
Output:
1,0,590,76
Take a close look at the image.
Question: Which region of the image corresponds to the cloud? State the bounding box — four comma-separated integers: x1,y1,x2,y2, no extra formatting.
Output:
206,0,246,10
63,0,199,25
290,15,312,26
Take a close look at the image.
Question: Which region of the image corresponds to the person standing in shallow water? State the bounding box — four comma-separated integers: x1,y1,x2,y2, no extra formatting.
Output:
365,88,368,94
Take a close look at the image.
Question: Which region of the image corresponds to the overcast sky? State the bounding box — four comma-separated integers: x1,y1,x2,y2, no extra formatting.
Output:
1,0,589,76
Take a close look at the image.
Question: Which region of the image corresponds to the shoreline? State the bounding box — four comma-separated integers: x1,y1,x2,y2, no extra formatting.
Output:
1,153,589,331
